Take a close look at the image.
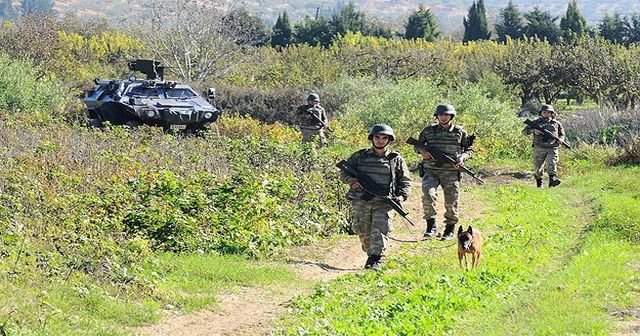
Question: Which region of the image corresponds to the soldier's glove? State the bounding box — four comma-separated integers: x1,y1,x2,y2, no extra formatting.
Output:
391,195,407,203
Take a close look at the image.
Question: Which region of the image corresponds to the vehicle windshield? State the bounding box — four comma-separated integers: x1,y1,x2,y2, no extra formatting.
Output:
127,86,161,97
125,86,197,99
165,88,197,99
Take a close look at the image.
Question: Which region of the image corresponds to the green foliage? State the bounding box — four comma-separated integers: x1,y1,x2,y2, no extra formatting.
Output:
329,78,526,164
293,17,334,48
599,12,629,44
271,11,293,48
330,1,366,36
0,114,347,288
0,54,71,117
404,5,440,41
228,44,342,87
524,7,561,43
462,0,491,43
495,0,524,42
560,0,587,39
277,168,640,335
223,7,270,47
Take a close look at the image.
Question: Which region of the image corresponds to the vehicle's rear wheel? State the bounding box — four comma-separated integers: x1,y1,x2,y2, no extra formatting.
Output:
88,118,103,128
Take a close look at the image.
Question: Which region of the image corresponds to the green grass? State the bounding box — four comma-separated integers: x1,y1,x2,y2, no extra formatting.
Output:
274,166,640,335
142,253,299,312
0,254,298,336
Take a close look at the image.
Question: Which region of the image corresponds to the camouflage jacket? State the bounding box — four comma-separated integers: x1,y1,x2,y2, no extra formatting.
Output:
522,117,565,148
296,104,328,130
416,123,474,171
340,147,411,201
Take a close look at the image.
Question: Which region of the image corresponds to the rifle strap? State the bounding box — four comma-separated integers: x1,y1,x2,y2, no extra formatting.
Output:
388,152,399,197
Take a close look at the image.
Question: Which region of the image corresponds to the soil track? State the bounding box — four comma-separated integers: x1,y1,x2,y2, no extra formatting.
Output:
136,177,486,336
136,172,639,335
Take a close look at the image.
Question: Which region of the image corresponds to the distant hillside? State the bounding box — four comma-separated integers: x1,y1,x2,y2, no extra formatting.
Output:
54,0,640,32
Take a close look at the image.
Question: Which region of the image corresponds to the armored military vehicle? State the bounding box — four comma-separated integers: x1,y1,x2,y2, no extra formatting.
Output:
83,59,220,132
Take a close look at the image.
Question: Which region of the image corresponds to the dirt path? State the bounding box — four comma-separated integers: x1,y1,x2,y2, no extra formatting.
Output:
135,171,640,336
135,175,496,336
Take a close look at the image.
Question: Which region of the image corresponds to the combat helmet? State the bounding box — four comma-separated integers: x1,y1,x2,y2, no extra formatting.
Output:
434,104,456,118
539,104,555,115
368,124,395,141
307,93,320,102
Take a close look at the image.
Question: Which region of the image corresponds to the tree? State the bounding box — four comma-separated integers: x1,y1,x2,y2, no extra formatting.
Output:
330,1,366,36
560,0,587,39
495,1,524,42
134,0,263,81
293,16,334,48
599,13,628,44
404,5,440,41
223,7,269,46
0,0,16,20
524,7,561,44
627,14,640,44
364,19,393,39
20,0,53,15
271,11,292,48
463,0,491,43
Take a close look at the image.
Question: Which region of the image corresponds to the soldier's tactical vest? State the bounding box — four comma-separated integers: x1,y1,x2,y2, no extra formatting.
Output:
346,148,402,200
531,118,562,148
420,124,466,171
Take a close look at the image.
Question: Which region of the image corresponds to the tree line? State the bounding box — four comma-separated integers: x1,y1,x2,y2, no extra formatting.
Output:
2,0,640,111
269,0,640,48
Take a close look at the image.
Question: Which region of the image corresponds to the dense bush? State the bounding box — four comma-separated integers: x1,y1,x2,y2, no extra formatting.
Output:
0,54,72,118
0,116,347,285
213,85,341,125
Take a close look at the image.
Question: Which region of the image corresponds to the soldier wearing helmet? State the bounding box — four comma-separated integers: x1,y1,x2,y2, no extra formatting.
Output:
295,93,329,147
340,124,411,271
522,104,565,188
412,104,474,241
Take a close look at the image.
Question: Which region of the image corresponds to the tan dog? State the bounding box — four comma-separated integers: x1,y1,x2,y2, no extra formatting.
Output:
457,225,483,269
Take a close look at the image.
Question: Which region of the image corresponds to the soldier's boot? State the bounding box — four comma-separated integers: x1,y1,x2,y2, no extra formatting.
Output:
423,218,437,238
549,174,561,187
441,224,456,241
364,255,374,269
536,178,543,188
369,255,382,271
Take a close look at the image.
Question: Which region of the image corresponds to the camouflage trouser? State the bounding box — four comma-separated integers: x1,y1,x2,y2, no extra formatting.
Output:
421,170,461,226
351,199,393,256
301,128,326,147
533,146,559,178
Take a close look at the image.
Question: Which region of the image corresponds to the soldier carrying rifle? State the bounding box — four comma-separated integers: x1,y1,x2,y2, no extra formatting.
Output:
522,104,567,188
338,124,411,271
412,104,474,241
296,93,329,147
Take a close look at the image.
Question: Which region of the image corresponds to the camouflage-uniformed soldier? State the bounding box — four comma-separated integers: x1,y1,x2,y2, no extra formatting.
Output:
522,104,565,188
340,124,411,270
414,104,473,241
296,93,328,147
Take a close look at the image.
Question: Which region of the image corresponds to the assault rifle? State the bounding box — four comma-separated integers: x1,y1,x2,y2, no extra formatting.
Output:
524,119,571,149
306,108,333,132
406,137,485,184
336,160,415,226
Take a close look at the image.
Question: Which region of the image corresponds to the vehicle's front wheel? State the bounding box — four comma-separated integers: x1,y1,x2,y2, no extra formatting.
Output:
124,120,142,129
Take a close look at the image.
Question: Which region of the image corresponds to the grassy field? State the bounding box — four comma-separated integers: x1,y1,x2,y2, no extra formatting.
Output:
274,166,640,335
1,164,638,335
